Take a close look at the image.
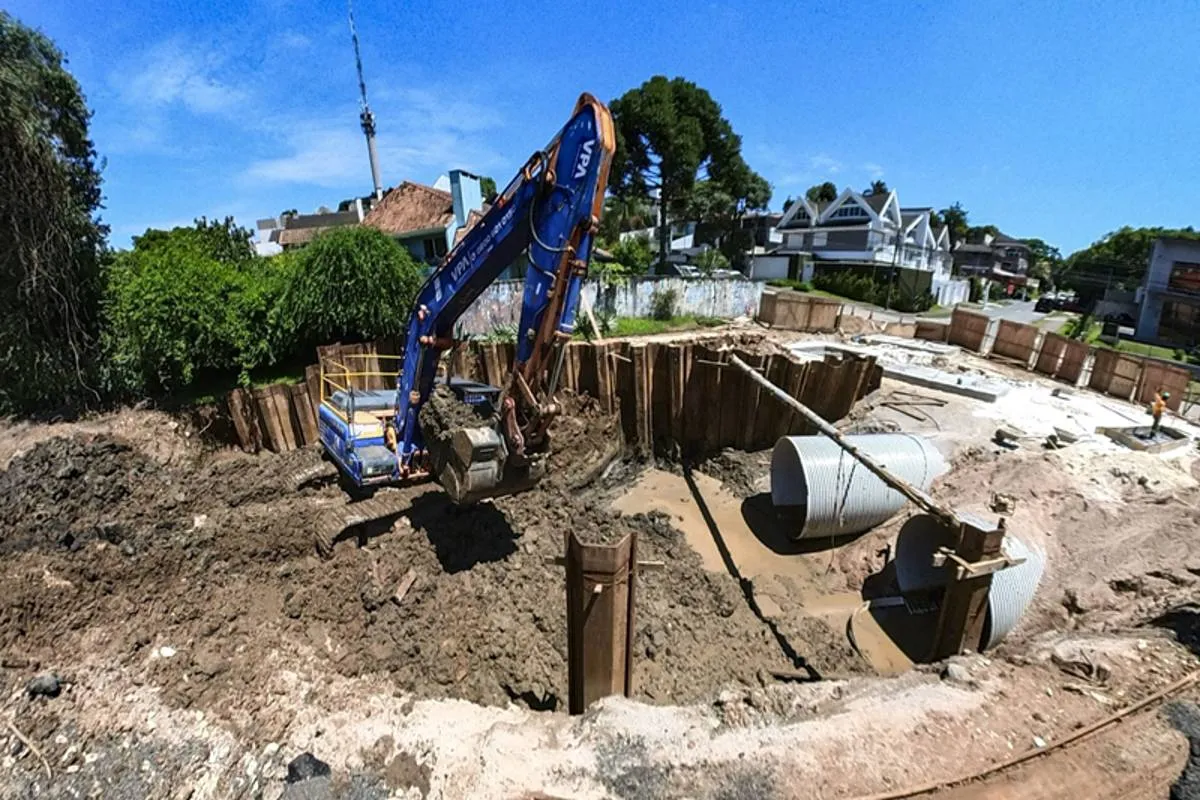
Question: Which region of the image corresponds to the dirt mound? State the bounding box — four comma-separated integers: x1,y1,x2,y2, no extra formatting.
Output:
0,435,179,555
0,400,788,726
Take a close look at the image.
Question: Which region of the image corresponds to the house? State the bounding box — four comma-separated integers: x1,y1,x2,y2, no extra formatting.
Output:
1135,237,1200,346
364,169,486,265
757,187,965,304
258,199,371,252
953,231,1031,284
772,188,952,276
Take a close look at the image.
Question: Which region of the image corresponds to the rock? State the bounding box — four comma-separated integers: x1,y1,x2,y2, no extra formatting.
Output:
286,753,331,784
1033,736,1047,748
1032,711,1048,723
1062,584,1118,615
941,663,974,686
26,673,62,698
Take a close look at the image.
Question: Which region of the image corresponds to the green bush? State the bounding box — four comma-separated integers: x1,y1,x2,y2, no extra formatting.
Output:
101,221,423,397
650,287,679,321
101,243,281,394
767,278,814,292
273,226,422,358
812,270,935,313
609,234,655,275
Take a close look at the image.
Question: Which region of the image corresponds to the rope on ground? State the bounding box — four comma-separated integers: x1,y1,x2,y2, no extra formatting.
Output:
848,668,1200,800
6,718,51,780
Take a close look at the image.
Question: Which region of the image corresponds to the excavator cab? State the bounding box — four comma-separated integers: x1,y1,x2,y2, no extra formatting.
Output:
317,352,499,489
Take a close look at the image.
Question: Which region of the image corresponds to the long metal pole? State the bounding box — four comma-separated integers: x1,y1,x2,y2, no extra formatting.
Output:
728,354,957,525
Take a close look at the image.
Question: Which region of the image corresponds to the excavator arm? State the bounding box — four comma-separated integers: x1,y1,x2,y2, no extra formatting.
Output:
390,93,615,502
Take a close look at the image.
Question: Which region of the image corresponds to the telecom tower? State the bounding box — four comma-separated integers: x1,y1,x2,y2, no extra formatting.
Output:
348,0,383,201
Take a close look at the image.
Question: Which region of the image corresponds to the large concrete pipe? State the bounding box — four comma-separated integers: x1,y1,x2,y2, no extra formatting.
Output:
893,514,1045,650
771,434,946,539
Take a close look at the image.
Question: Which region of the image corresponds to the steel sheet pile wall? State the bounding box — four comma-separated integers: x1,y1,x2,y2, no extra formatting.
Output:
225,333,883,457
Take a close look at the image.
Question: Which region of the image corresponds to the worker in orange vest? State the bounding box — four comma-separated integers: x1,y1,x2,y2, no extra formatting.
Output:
1150,390,1170,436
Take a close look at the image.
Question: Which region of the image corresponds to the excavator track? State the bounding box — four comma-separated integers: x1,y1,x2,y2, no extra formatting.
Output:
313,490,416,558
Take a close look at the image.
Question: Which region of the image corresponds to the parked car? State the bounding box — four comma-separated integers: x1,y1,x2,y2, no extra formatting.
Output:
1034,296,1060,313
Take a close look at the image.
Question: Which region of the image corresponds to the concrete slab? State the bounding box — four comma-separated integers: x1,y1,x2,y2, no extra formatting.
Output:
882,363,1011,402
860,334,958,356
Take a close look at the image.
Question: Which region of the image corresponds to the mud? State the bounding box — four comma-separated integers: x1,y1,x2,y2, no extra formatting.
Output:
696,447,771,499
0,404,789,729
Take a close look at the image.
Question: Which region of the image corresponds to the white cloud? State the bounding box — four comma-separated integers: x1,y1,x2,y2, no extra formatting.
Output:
277,30,311,49
244,94,506,188
809,154,843,175
862,161,885,179
121,39,247,115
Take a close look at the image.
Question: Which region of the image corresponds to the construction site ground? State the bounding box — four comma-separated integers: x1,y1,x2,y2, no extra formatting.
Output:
2,322,1200,799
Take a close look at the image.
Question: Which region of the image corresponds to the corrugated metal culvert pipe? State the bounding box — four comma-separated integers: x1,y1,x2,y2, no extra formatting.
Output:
893,514,1046,650
771,433,946,539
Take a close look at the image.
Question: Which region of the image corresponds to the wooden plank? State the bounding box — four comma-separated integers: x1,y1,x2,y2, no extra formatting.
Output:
565,529,636,715
738,350,765,450
254,386,289,453
682,343,706,458
695,344,724,454
226,387,262,453
305,364,322,414
615,342,637,447
290,383,319,446
718,347,743,450
630,343,652,456
1035,332,1067,377
649,344,671,455
929,518,1006,660
783,359,811,436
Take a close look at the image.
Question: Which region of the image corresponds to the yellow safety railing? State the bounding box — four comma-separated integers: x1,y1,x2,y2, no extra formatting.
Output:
319,353,403,420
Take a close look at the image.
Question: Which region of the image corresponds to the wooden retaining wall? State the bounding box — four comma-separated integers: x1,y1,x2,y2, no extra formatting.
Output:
914,320,949,342
225,335,882,457
757,290,843,332
948,309,990,353
991,319,1041,368
1089,348,1142,402
1136,359,1191,412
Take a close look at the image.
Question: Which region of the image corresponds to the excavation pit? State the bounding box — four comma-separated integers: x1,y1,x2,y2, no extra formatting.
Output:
1099,424,1191,454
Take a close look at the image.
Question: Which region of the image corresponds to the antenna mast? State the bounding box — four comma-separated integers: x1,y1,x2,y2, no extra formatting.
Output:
348,0,383,201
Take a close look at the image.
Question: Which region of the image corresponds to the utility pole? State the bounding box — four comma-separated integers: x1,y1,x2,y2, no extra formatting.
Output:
348,0,383,201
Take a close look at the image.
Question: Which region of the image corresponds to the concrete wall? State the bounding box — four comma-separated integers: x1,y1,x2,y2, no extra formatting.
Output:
455,277,765,335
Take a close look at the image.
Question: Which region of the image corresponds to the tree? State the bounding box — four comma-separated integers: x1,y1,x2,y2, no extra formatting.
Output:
102,223,281,394
274,226,423,355
608,233,655,275
966,224,999,242
609,76,751,271
863,180,889,196
479,176,497,202
598,194,653,245
805,182,838,204
1061,226,1200,292
782,196,795,213
938,202,969,248
0,12,107,413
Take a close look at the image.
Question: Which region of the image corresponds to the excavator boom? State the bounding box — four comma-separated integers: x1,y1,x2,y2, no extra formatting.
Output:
315,93,615,546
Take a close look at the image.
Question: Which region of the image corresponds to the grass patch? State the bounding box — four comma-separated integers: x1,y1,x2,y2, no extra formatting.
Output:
574,314,728,339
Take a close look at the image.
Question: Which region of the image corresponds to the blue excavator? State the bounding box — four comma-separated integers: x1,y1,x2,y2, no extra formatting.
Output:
313,94,615,550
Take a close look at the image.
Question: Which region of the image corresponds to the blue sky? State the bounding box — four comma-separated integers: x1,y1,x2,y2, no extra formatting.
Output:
12,0,1200,253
